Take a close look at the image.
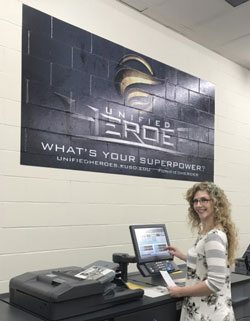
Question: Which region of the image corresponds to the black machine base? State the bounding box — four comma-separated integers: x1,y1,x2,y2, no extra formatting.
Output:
9,265,143,320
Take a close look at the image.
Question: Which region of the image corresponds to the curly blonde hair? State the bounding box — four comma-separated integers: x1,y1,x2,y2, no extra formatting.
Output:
186,181,238,265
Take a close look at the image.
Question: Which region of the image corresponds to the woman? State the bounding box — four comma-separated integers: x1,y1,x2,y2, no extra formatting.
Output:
166,182,237,321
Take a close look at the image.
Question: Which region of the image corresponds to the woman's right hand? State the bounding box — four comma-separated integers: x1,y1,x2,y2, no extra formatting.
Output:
165,246,187,262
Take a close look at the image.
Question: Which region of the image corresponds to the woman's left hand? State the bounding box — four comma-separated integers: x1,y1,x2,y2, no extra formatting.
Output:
168,286,184,297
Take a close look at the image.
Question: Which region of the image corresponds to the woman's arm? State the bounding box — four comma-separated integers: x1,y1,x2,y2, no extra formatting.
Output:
168,281,213,298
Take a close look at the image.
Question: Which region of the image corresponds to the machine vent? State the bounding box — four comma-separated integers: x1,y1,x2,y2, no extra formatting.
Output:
225,0,249,7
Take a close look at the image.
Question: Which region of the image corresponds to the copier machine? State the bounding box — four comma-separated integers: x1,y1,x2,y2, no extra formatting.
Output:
9,260,143,320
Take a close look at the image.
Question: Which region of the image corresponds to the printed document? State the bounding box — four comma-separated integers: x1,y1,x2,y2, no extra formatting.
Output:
160,270,176,287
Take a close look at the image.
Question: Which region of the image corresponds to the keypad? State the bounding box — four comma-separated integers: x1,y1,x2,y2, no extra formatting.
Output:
145,261,175,274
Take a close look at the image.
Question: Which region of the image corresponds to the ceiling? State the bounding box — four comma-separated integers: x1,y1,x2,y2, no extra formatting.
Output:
118,0,250,70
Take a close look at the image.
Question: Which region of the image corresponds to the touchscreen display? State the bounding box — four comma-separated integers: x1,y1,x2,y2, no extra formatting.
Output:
134,227,172,261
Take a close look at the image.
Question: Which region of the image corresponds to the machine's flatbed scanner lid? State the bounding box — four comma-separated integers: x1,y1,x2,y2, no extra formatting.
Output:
10,266,109,302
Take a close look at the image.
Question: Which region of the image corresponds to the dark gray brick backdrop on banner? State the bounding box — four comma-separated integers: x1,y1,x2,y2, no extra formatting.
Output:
21,5,215,181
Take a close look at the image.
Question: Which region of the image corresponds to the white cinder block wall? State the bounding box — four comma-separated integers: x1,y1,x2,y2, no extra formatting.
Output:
0,0,250,293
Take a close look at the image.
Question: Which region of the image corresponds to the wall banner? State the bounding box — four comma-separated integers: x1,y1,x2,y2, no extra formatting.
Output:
21,5,215,181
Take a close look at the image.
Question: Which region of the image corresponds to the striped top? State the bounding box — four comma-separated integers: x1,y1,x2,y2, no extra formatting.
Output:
188,229,227,292
180,229,235,321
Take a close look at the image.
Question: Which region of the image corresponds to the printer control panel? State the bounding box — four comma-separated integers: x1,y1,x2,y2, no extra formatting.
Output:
145,260,178,274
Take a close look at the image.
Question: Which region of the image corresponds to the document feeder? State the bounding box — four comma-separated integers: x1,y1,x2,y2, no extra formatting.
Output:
9,261,143,320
